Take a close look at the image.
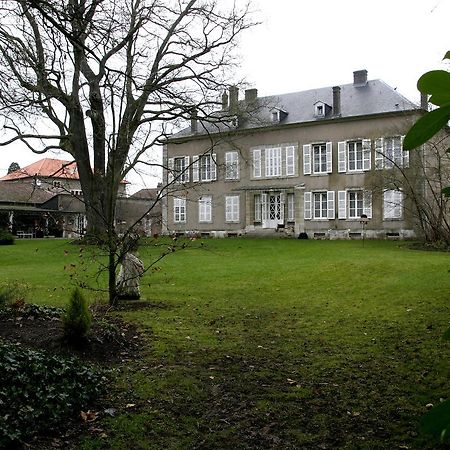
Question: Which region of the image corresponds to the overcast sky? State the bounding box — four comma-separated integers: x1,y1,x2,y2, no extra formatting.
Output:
1,0,449,188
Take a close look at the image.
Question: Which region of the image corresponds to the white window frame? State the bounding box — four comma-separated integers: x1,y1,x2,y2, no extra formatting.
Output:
286,146,296,176
253,149,262,178
225,151,239,180
287,193,295,221
383,190,403,220
173,197,186,223
225,195,240,223
254,194,262,222
376,136,408,170
313,192,328,219
348,191,364,219
173,156,190,183
198,196,212,223
193,154,217,182
309,142,332,175
265,147,282,177
313,144,328,174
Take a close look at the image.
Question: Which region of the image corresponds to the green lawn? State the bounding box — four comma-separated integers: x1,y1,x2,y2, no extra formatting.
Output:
1,238,450,449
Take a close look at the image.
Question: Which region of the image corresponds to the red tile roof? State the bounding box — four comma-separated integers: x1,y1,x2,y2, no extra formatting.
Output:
0,158,78,181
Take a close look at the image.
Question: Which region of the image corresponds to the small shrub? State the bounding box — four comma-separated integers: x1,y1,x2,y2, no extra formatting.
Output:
62,288,92,343
0,282,28,310
0,342,105,447
0,229,14,245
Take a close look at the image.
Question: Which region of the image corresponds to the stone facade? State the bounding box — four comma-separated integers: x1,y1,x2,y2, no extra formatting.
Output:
163,71,425,239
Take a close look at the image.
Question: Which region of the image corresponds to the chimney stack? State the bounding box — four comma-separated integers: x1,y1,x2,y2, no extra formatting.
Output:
221,91,229,110
245,88,258,106
332,86,341,116
190,107,198,133
229,86,239,114
420,92,429,111
353,69,368,87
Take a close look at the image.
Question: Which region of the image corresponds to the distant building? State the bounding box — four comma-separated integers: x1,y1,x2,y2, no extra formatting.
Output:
0,158,160,238
162,70,430,239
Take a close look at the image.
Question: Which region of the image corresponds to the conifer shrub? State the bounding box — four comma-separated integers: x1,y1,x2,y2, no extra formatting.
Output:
62,288,92,343
0,228,14,245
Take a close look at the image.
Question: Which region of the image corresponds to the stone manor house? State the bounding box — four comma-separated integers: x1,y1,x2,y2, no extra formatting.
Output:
162,70,432,239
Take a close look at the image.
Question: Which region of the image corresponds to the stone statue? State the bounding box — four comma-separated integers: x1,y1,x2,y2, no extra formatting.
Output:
116,251,144,300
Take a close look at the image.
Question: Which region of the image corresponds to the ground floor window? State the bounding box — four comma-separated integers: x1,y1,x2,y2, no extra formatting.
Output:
348,191,364,219
287,193,295,221
173,197,186,223
383,190,403,219
198,196,212,223
225,195,240,222
313,192,328,219
254,194,261,222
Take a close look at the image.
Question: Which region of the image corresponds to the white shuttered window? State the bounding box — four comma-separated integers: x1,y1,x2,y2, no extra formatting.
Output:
225,195,240,222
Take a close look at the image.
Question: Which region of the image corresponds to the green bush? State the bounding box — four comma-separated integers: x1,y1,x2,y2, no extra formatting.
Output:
0,282,27,310
0,342,105,447
62,288,92,343
0,229,14,245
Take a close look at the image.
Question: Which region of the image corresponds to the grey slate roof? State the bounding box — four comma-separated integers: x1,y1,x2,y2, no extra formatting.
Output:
169,79,418,140
0,181,54,204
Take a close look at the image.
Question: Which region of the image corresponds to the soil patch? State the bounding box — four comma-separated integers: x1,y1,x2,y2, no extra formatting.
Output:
0,308,143,364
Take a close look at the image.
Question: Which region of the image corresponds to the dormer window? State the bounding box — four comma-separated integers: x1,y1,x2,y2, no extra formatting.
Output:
270,108,288,123
314,101,325,117
314,101,331,118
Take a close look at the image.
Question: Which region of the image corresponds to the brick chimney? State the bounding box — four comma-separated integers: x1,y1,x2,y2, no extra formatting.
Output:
420,92,429,111
353,70,368,87
190,107,198,133
245,88,258,106
332,86,341,116
221,91,228,110
229,86,239,114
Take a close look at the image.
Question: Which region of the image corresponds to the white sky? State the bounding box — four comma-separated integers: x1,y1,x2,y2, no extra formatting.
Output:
1,0,449,191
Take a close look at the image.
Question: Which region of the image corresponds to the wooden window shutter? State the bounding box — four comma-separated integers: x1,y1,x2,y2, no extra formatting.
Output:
327,191,335,219
211,153,217,180
363,190,372,219
286,146,295,176
326,142,333,173
338,141,347,173
184,156,190,182
192,156,199,182
168,158,174,183
304,192,312,220
303,144,311,175
375,138,384,170
338,190,347,219
401,136,409,168
253,149,262,178
362,139,371,171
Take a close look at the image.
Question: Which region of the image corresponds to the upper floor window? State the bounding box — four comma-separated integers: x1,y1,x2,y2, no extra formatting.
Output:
193,153,217,182
375,136,409,169
252,146,297,179
338,139,371,172
225,151,239,180
265,147,282,177
168,156,190,183
303,143,332,175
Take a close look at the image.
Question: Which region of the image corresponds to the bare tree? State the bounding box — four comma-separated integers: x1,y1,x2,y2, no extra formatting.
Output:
0,0,255,304
370,133,450,244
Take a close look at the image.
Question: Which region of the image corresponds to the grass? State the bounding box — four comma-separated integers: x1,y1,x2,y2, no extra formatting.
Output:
1,238,450,448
